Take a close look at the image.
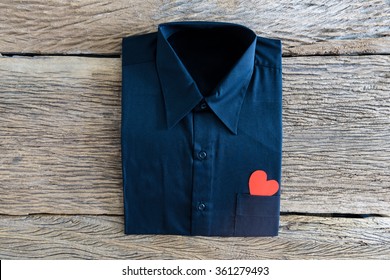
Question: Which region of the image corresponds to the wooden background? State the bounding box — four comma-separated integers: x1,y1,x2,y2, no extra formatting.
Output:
0,0,389,259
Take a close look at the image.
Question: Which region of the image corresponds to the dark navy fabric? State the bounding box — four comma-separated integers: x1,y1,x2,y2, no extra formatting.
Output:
121,22,282,236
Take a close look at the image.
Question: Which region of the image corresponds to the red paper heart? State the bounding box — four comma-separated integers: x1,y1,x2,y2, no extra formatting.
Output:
249,170,279,196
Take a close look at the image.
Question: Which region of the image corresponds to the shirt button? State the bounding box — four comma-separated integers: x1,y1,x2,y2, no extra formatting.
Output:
198,203,206,211
198,151,207,160
200,102,207,110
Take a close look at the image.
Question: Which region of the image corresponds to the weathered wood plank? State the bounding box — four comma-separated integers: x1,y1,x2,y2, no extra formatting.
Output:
0,55,389,215
0,0,389,55
282,56,390,214
0,56,123,215
0,215,389,259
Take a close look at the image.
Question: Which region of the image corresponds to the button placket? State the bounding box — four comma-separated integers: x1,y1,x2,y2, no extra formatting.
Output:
191,110,214,235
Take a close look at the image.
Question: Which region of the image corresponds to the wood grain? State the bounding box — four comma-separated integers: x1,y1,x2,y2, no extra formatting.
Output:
0,55,389,215
0,214,389,259
282,55,390,214
0,56,123,215
0,0,389,55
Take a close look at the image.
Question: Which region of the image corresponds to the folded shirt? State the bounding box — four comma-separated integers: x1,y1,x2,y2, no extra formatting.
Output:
121,21,282,236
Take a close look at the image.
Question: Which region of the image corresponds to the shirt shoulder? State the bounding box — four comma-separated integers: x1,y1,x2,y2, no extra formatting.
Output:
255,36,282,69
122,32,157,66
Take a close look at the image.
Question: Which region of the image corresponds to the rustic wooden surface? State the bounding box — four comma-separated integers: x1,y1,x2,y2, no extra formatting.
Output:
0,0,389,259
0,215,389,259
0,0,389,55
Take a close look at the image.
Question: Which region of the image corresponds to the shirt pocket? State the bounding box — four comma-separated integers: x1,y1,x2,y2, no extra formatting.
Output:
234,193,280,236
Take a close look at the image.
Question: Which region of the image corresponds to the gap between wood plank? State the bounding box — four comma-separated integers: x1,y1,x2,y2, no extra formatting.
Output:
280,212,387,218
0,52,120,58
1,52,390,58
0,213,386,218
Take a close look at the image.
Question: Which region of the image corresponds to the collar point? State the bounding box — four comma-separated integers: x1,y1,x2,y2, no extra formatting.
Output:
230,128,239,135
225,124,239,135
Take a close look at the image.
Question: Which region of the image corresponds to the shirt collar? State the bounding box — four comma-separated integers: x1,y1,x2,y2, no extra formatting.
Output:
156,22,256,134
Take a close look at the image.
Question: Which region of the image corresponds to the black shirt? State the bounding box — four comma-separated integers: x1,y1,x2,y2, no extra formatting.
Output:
121,21,282,236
